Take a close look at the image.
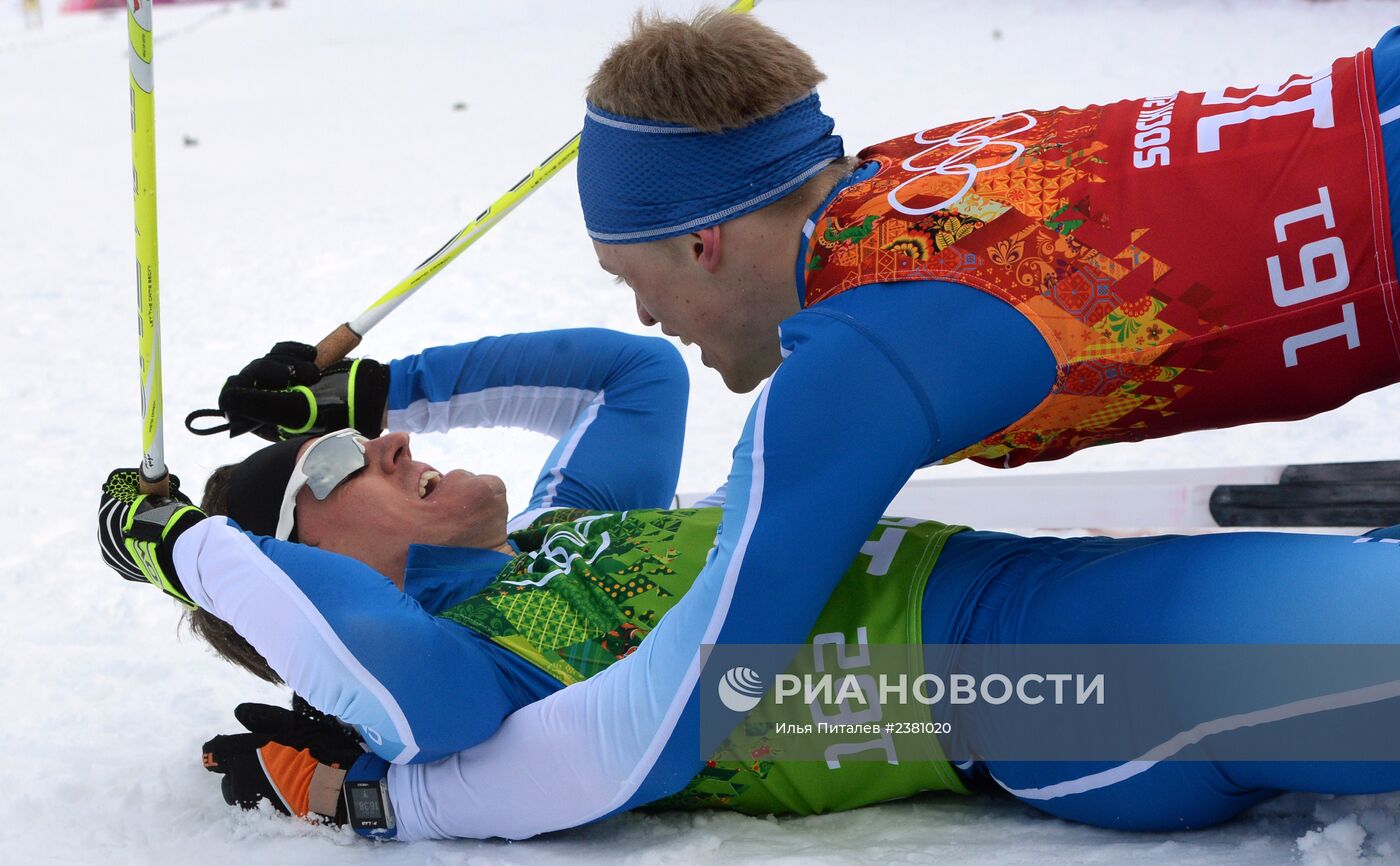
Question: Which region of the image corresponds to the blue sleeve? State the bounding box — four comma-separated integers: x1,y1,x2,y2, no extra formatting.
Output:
813,280,1058,455
173,519,519,765
386,329,688,513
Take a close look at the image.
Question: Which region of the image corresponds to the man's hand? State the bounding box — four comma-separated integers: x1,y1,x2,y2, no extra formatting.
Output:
217,341,389,441
202,695,366,825
98,469,204,608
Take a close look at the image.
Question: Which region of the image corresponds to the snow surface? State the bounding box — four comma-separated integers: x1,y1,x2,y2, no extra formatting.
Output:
4,0,1400,862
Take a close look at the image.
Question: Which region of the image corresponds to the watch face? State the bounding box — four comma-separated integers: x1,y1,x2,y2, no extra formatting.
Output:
350,785,384,821
345,780,393,832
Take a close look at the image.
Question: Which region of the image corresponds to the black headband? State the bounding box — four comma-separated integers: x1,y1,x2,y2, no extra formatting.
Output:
227,435,312,540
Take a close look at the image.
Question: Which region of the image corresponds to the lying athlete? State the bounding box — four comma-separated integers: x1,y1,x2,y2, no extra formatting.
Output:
100,328,1400,839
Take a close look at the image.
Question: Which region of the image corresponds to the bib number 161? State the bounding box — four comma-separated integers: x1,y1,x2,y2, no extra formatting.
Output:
1268,185,1358,368
1195,72,1358,368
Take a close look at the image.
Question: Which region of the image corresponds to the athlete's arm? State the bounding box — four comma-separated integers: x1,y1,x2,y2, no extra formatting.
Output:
812,280,1058,454
172,519,527,765
163,330,684,764
387,329,688,515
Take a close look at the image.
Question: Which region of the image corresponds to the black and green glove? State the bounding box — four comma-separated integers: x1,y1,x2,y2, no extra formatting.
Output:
98,469,205,608
196,341,389,442
202,695,366,825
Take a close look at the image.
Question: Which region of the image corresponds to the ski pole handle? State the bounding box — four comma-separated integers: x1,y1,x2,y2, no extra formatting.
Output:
129,0,169,496
314,323,363,369
310,0,760,370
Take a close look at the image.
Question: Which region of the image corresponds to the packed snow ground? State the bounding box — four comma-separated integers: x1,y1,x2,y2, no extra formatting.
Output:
4,0,1400,862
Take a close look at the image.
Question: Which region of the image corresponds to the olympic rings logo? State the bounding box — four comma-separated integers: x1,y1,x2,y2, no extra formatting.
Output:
887,113,1038,216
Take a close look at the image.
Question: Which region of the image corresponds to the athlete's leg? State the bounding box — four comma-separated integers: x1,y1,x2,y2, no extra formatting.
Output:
955,530,1400,829
962,759,1273,831
989,531,1400,643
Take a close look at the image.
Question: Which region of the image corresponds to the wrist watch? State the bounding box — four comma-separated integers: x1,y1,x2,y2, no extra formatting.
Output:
343,753,396,838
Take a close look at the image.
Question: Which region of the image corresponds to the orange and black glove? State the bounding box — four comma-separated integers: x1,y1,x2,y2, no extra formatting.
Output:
201,695,365,825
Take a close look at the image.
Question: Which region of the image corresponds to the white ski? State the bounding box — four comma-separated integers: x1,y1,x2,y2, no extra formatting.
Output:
676,461,1400,530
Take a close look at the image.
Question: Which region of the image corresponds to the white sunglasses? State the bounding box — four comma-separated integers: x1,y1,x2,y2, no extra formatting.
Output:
274,428,370,540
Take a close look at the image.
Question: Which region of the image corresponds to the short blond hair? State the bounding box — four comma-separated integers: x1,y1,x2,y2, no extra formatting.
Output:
588,9,825,132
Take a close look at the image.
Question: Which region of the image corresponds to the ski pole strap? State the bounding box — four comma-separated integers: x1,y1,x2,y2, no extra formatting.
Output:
185,408,231,436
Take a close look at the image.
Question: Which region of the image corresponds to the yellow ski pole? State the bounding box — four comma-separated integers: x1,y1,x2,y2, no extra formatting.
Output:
312,0,761,368
128,0,169,496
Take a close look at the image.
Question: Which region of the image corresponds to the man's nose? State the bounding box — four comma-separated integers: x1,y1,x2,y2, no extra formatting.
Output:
636,297,658,328
369,431,411,472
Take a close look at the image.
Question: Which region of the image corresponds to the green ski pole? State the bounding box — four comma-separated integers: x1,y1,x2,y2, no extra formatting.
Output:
128,0,168,496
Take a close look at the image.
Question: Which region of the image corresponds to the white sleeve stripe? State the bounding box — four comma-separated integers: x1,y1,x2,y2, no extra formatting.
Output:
683,483,728,509
506,506,564,534
170,518,221,611
586,384,772,821
389,386,600,438
539,392,605,508
174,520,420,763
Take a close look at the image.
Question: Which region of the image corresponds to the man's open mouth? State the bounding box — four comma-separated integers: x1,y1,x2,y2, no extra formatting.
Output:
418,470,442,499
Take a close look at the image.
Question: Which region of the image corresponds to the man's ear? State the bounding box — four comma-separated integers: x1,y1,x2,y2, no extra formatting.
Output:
690,226,723,274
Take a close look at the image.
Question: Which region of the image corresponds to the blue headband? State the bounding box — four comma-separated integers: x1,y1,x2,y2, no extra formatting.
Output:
578,91,845,244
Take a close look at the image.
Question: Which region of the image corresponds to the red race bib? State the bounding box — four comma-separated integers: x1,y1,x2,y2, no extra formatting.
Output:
805,50,1397,467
